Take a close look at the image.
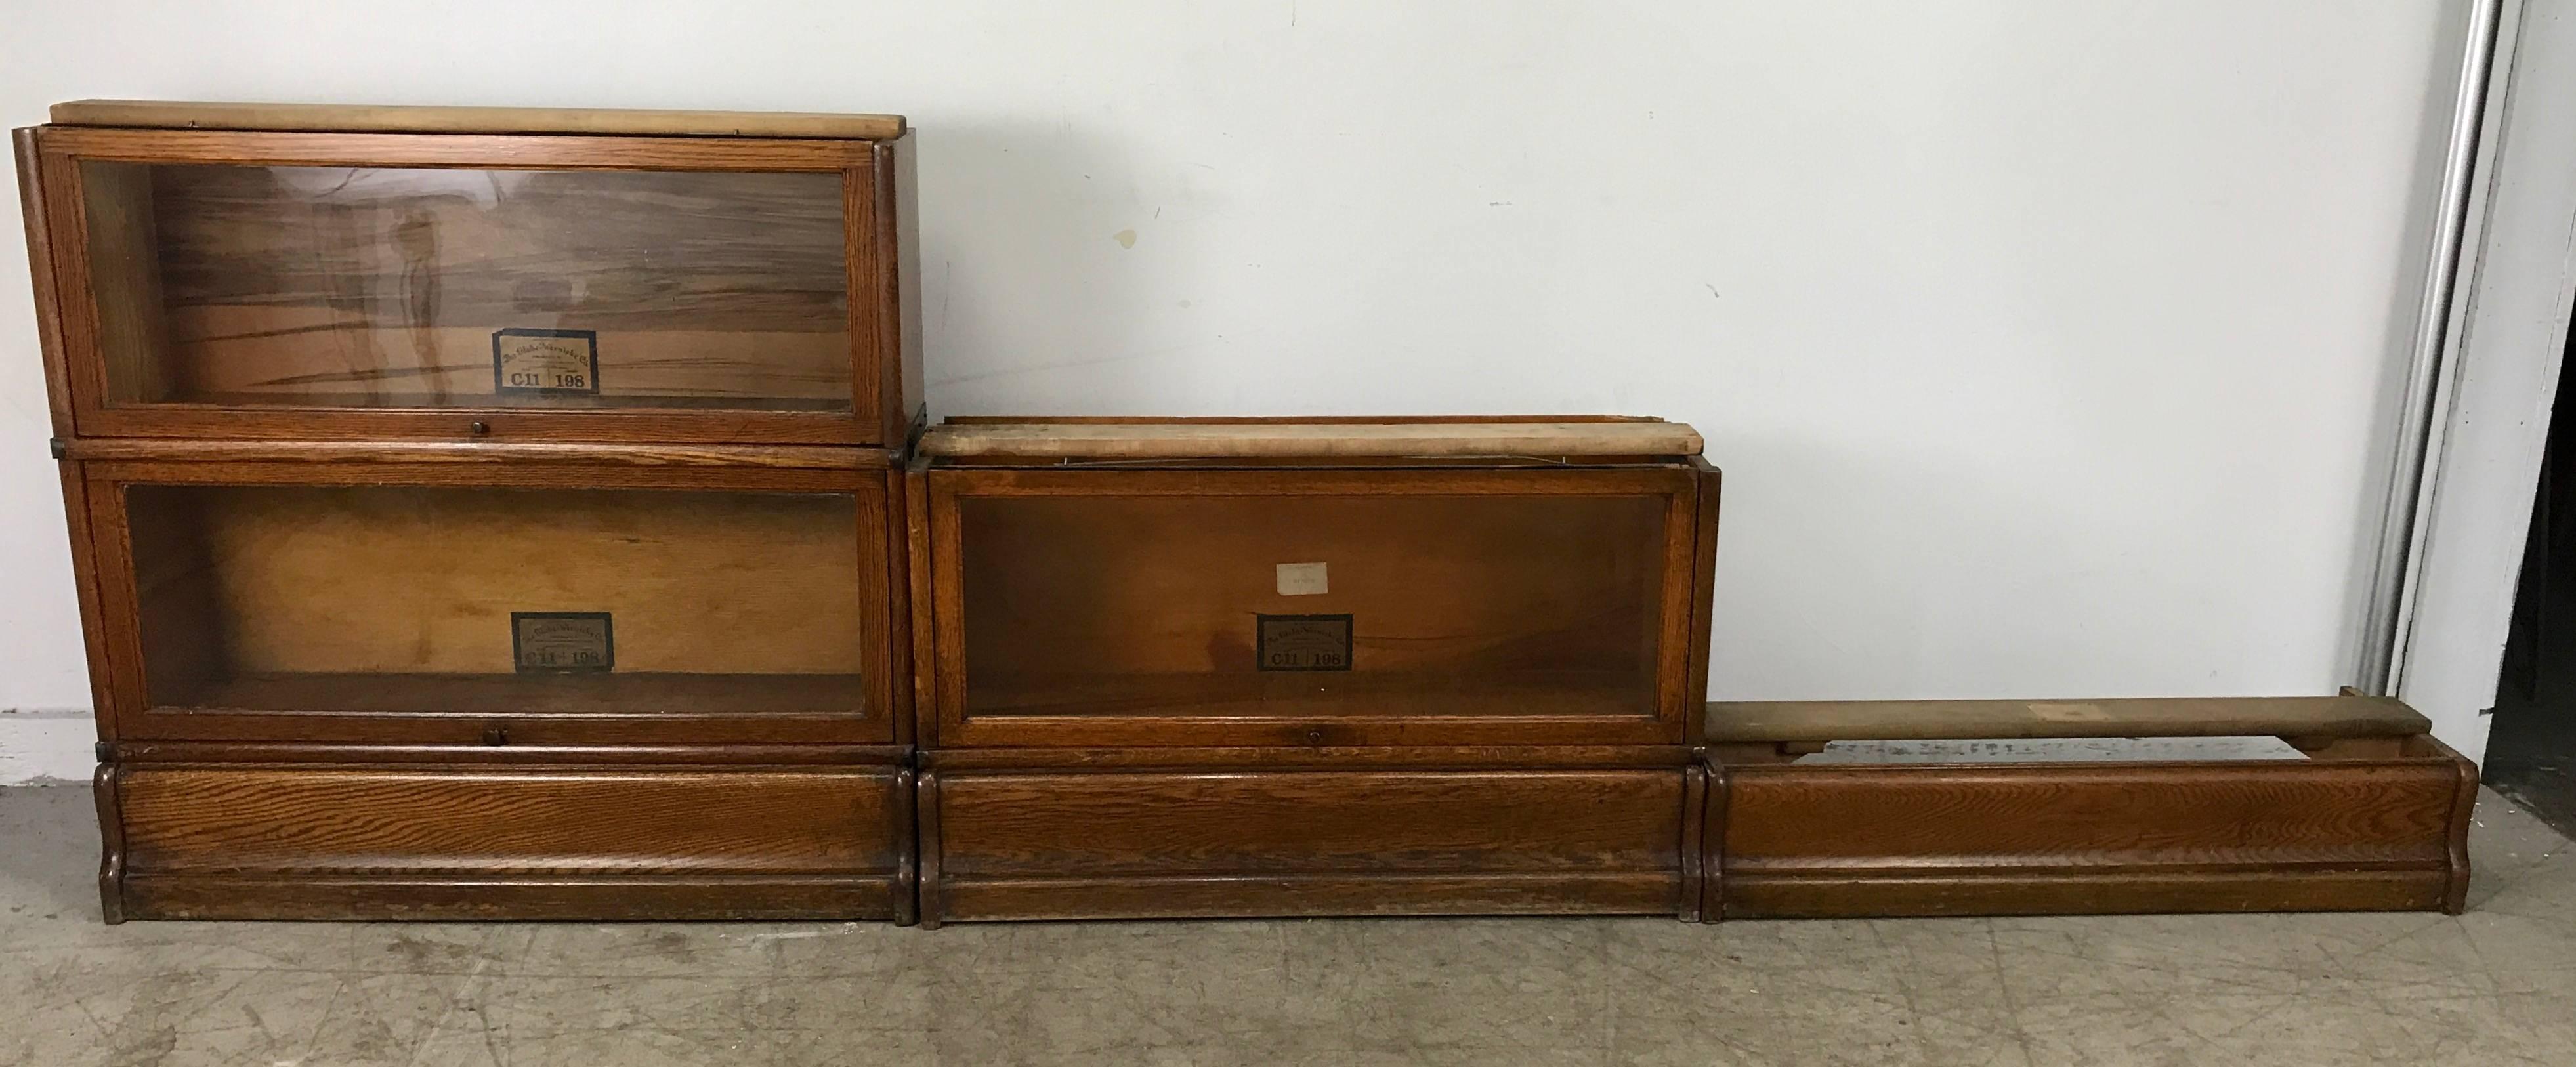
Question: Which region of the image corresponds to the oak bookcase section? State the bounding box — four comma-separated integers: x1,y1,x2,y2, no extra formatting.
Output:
22,102,919,923
20,100,923,446
910,417,1722,923
1699,696,2476,919
84,461,907,747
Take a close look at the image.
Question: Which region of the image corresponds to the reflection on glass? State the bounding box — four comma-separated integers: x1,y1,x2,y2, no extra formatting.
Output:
125,485,864,715
81,163,850,411
958,493,1667,720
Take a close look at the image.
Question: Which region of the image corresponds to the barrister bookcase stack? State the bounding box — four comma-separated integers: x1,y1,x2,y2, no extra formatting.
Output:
18,100,2477,925
18,101,925,921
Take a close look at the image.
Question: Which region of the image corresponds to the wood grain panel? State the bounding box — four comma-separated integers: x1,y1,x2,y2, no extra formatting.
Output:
122,874,898,922
127,484,864,678
16,128,77,432
62,438,896,469
1723,869,2453,919
1716,758,2468,918
119,766,901,876
930,768,1686,920
1708,695,2431,742
939,873,1681,922
133,165,848,406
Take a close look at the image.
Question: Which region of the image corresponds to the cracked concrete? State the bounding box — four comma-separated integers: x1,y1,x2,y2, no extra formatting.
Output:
1,784,2571,1065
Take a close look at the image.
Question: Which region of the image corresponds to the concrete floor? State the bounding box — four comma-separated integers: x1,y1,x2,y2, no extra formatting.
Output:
1,787,2571,1067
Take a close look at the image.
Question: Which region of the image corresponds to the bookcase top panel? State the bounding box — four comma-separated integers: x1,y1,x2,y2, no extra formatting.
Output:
1708,695,2434,742
48,100,907,140
919,418,1706,459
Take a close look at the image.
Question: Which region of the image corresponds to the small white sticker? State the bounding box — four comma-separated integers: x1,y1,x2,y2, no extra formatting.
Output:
1276,562,1329,596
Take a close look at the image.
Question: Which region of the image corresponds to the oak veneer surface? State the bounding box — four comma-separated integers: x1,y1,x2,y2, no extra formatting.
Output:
919,419,1704,459
1708,695,2430,742
85,162,849,409
112,764,910,921
125,484,866,700
1713,751,2471,919
51,100,907,140
929,768,1687,921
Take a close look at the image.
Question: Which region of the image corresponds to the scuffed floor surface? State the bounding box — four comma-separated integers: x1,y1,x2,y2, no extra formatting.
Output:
1,785,2571,1066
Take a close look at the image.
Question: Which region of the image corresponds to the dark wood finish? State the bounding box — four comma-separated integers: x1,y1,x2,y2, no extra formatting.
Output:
113,764,907,921
1683,459,1721,747
925,768,1687,922
62,437,898,469
921,745,1693,770
891,766,919,925
1679,762,1707,921
107,741,909,764
868,135,925,446
903,457,938,747
93,761,127,923
916,770,945,930
1706,732,2476,919
921,465,1702,749
26,118,918,446
881,466,916,749
1699,757,1728,922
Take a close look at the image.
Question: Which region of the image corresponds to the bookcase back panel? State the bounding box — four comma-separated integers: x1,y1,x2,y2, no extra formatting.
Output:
123,484,867,717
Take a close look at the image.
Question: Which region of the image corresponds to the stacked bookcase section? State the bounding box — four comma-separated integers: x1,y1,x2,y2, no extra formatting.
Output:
17,101,925,921
906,417,1723,923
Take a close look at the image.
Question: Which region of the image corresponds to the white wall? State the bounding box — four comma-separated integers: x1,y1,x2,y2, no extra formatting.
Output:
0,1,2471,780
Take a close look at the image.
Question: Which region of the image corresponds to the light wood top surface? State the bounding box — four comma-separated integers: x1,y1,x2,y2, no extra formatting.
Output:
49,100,907,140
919,419,1705,459
1707,696,2432,742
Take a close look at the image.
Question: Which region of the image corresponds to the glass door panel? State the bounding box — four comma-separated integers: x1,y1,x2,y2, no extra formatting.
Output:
123,484,866,717
954,492,1671,724
79,162,851,413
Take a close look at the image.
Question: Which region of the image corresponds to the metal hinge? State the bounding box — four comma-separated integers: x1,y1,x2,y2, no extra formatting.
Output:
49,437,67,460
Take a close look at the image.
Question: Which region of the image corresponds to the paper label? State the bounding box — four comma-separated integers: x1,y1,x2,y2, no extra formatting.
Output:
1257,614,1351,671
1275,562,1330,596
512,612,614,672
492,328,601,394
1791,736,2308,765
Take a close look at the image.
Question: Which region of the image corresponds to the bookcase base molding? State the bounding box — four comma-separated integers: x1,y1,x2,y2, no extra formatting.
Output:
1698,696,2477,921
96,755,918,923
916,751,1704,926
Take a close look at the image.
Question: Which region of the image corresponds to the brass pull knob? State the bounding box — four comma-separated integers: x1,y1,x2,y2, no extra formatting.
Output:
482,726,509,746
1305,728,1325,746
468,421,491,436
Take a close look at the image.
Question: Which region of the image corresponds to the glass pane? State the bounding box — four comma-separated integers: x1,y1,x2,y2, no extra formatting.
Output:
81,162,849,411
958,492,1667,720
125,485,864,715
